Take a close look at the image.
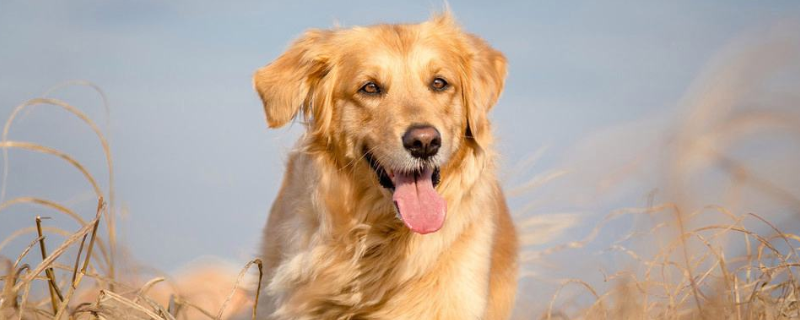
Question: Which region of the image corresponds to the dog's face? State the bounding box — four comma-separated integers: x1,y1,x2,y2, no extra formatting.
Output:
254,14,506,234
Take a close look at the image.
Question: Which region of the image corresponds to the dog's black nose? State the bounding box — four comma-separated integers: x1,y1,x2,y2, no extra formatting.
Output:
402,125,441,159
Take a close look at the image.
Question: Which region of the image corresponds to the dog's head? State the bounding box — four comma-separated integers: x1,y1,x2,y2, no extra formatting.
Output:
254,14,506,234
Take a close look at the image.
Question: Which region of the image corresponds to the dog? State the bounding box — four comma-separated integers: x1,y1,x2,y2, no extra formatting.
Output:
253,13,518,320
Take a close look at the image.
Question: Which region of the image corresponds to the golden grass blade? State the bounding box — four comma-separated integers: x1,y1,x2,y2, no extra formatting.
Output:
79,198,104,284
41,80,111,124
70,234,88,288
1,264,28,311
11,236,43,272
137,294,177,320
507,169,569,198
15,266,31,320
35,216,64,315
748,212,800,267
1,226,74,254
215,258,263,320
172,297,217,319
546,278,605,320
0,197,87,225
134,277,165,304
252,259,264,320
167,294,180,318
0,141,102,198
12,214,98,292
94,290,164,320
672,207,704,315
501,144,549,182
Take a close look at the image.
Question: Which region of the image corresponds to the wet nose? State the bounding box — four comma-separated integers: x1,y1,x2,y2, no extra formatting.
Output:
402,125,441,159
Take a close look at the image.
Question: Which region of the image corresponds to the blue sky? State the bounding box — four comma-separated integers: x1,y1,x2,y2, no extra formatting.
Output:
1,0,799,285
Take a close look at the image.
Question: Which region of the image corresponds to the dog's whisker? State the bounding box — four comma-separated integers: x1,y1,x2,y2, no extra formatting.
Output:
340,144,381,182
342,144,380,175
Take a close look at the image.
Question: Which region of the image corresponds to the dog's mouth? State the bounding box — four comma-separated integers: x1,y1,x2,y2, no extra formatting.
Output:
364,151,446,234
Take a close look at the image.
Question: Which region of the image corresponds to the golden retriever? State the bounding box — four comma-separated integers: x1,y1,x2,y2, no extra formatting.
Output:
252,12,518,320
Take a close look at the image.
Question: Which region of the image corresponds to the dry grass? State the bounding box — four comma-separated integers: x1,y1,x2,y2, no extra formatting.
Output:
0,84,263,319
1,25,799,320
511,23,800,319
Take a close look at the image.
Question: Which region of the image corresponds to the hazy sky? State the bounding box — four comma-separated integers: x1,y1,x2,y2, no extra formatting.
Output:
2,0,799,275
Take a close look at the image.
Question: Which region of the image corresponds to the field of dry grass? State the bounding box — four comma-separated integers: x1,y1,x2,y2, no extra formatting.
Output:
508,25,800,320
1,26,799,320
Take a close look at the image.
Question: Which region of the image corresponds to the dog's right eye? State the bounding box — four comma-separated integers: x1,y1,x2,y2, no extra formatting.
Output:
359,82,381,95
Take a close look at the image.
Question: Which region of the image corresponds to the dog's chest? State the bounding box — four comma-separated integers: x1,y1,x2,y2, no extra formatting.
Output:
268,223,493,320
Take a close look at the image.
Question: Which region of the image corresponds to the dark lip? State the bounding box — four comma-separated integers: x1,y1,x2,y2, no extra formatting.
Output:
363,150,441,191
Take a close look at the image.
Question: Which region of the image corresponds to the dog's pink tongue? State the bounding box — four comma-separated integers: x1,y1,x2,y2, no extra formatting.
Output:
391,167,446,234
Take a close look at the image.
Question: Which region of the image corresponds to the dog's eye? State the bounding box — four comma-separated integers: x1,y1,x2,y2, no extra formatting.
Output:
431,78,448,91
360,82,381,95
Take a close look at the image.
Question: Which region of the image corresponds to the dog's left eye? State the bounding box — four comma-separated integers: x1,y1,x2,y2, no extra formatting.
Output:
431,78,448,91
360,82,381,95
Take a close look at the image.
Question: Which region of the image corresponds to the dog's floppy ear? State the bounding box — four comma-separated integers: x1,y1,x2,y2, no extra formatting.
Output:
463,33,507,149
253,30,331,128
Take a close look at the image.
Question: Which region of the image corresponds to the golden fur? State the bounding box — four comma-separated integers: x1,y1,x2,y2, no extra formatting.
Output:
253,13,518,319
